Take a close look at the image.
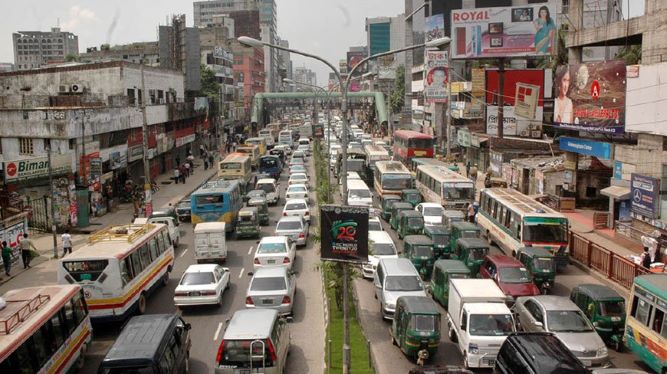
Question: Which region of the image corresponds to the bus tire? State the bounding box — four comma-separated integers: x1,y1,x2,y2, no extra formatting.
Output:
137,293,147,315
162,271,170,287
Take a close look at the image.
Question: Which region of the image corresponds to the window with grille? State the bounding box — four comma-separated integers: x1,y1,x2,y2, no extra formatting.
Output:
19,138,34,155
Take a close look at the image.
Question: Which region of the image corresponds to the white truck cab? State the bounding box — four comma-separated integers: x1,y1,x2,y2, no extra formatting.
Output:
134,216,180,247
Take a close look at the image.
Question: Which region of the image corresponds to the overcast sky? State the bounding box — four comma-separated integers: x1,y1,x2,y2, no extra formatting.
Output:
1,0,645,85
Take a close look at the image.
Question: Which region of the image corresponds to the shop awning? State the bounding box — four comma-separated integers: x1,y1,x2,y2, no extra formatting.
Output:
600,185,631,200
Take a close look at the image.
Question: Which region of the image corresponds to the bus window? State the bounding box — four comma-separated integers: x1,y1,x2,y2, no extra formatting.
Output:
72,292,88,324
149,238,159,260
131,251,144,275
652,308,665,336
30,327,50,367
139,245,151,268
632,296,652,326
62,260,109,281
121,258,134,286
157,233,165,253
50,311,66,348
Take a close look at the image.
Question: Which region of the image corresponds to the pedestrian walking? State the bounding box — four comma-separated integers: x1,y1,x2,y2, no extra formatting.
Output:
173,167,180,184
204,158,209,170
180,165,187,183
465,161,471,178
200,144,206,158
184,162,191,177
642,247,652,269
209,154,214,168
61,230,72,256
467,203,475,223
20,233,37,269
175,156,181,168
2,241,11,277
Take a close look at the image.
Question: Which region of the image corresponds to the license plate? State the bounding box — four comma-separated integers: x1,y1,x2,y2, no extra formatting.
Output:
487,359,495,366
262,299,273,305
268,260,276,264
190,291,200,296
580,360,591,367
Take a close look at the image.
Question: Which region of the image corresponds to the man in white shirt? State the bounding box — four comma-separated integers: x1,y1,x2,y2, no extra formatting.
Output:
641,230,661,263
61,230,72,256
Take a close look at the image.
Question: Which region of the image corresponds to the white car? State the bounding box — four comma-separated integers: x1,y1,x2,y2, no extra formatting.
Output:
275,216,309,246
134,217,180,247
415,202,445,227
288,173,309,188
256,178,280,205
274,144,292,156
369,217,384,232
174,264,230,307
253,236,296,270
285,184,309,201
297,144,311,156
282,198,311,223
292,150,307,161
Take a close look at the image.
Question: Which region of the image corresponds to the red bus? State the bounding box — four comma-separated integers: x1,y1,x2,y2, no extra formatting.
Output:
392,130,434,166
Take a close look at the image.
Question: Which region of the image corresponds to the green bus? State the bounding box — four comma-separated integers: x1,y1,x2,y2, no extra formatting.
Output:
626,274,667,373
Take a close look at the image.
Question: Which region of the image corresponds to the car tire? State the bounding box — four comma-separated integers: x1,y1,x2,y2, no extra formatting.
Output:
218,292,224,306
162,272,170,287
448,326,457,343
137,293,147,315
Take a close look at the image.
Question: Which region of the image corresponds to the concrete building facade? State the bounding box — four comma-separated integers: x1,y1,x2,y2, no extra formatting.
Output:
79,42,160,67
230,41,265,118
13,28,79,70
294,66,317,87
158,15,202,94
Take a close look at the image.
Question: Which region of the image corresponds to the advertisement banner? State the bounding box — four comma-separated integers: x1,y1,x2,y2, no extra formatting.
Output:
3,154,72,183
128,145,144,162
424,50,449,103
553,60,626,134
450,2,558,59
559,136,612,160
631,174,660,218
347,51,367,76
425,14,445,42
486,106,543,137
320,205,369,263
515,83,540,119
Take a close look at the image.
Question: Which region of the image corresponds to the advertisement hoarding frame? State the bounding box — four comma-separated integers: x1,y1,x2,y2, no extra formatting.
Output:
320,204,369,263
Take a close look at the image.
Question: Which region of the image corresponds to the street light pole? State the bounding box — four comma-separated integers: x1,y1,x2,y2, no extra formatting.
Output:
46,144,58,259
140,59,152,217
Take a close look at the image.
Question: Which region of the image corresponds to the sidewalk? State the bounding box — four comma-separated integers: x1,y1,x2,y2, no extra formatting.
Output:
0,159,218,286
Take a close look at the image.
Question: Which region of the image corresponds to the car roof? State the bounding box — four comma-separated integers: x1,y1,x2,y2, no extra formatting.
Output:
184,264,219,273
368,230,393,243
392,202,414,209
433,259,470,273
418,203,443,209
571,284,622,300
519,246,553,257
278,216,304,223
457,238,488,248
290,173,307,177
399,210,422,217
526,295,579,310
288,184,308,189
224,309,278,340
257,178,276,184
102,314,176,365
504,332,588,373
486,254,523,267
397,296,440,315
285,198,308,204
260,236,288,244
404,235,433,245
452,221,480,230
253,266,288,277
379,258,419,275
424,225,449,234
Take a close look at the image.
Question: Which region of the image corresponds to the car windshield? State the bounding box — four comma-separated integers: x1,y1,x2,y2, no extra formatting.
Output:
410,315,439,332
468,248,487,261
499,267,532,283
258,243,286,254
250,276,286,291
414,245,432,257
350,189,371,199
600,300,626,317
423,207,444,217
257,183,275,193
460,230,479,239
469,314,514,336
248,191,265,198
547,310,594,332
291,175,307,181
181,272,215,285
407,217,424,228
384,276,422,291
534,258,554,271
370,243,396,256
260,158,278,168
277,221,302,231
369,221,382,231
291,165,305,171
289,186,307,192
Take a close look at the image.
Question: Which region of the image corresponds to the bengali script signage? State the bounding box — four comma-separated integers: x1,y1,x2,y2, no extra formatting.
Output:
3,154,72,182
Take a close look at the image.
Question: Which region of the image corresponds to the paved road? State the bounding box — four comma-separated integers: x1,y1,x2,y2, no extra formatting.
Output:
355,208,651,373
1,157,325,374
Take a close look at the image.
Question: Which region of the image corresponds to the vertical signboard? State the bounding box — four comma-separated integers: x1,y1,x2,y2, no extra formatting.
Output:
424,50,449,103
320,205,369,262
631,174,659,218
347,51,367,76
425,14,445,42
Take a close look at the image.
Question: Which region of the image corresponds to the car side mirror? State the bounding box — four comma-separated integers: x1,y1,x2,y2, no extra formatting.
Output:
247,271,254,277
534,321,543,328
185,323,192,330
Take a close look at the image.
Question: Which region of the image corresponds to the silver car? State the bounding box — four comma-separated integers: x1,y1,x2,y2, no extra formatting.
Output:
275,216,309,246
513,295,610,367
246,266,297,316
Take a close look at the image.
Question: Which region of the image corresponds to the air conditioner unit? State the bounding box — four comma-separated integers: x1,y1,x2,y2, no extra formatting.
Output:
58,85,69,93
520,130,529,137
70,84,84,93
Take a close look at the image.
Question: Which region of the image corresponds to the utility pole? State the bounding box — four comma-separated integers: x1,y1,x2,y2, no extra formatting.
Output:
46,144,58,259
140,58,153,217
445,46,452,159
497,58,506,139
80,110,87,187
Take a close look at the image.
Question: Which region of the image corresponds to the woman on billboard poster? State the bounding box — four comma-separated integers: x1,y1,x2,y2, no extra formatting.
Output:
533,6,556,54
554,66,573,124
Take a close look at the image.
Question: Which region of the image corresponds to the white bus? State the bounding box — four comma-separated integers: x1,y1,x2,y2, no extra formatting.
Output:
278,130,294,148
57,223,175,322
0,285,92,373
477,188,569,270
346,179,373,207
373,161,413,198
415,164,474,210
364,144,391,170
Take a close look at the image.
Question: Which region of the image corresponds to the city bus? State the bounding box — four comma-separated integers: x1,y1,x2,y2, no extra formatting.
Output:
0,285,92,373
411,157,460,173
364,144,391,171
245,137,267,156
393,130,434,166
374,161,413,198
477,188,569,270
218,153,252,193
626,274,667,373
235,144,260,169
415,164,474,210
57,223,174,321
190,179,243,230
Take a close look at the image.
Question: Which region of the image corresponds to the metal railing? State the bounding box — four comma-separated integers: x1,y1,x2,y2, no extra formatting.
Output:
569,231,650,290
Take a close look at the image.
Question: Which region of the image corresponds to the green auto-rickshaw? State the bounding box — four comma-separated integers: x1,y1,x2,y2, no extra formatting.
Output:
429,259,471,307
381,195,402,221
441,210,465,230
390,202,415,231
423,224,450,259
452,238,489,276
397,210,425,239
234,207,261,239
401,189,423,207
391,296,441,362
570,284,626,351
516,247,556,294
247,197,270,226
449,221,481,251
403,235,435,279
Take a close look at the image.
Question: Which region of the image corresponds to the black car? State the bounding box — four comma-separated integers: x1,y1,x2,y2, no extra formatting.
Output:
176,199,191,222
494,332,589,374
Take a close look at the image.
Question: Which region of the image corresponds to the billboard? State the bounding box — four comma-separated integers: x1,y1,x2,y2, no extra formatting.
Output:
347,51,367,76
631,174,660,219
486,69,545,137
424,50,449,103
559,136,612,160
450,2,557,59
320,205,369,263
553,60,626,134
425,14,445,42
3,154,72,183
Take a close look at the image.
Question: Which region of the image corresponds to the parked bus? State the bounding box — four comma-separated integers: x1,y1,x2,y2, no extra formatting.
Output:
626,274,667,373
374,161,413,198
245,137,267,156
477,188,569,270
393,130,434,166
57,223,174,322
0,285,92,373
235,144,260,169
259,154,283,179
415,164,474,210
218,153,252,193
190,179,243,230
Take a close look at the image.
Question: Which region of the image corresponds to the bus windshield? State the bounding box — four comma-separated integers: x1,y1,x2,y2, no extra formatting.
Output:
442,185,474,200
195,194,224,206
220,162,241,170
407,138,433,149
523,218,568,243
381,175,412,190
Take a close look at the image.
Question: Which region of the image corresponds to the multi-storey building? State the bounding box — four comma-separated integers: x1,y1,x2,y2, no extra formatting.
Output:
159,15,202,95
294,67,317,87
230,40,265,120
13,27,79,70
78,42,160,66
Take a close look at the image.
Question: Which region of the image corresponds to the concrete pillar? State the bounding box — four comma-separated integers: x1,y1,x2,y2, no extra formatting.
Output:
641,0,667,64
567,0,584,64
564,151,578,194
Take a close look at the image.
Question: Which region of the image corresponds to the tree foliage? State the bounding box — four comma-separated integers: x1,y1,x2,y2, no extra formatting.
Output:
615,45,642,65
65,54,79,62
200,64,221,102
389,65,405,115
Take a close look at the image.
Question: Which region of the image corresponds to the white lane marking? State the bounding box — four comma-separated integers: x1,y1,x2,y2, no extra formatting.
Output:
213,322,223,341
239,267,245,278
248,246,254,256
179,249,188,258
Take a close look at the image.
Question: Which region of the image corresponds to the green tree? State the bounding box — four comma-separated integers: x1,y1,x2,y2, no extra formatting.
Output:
389,65,405,114
615,45,642,65
65,54,79,62
200,64,221,102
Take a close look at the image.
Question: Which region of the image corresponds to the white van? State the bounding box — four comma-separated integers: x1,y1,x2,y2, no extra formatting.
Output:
278,130,294,148
134,217,180,247
194,222,227,263
374,258,426,319
347,179,372,207
362,231,398,279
